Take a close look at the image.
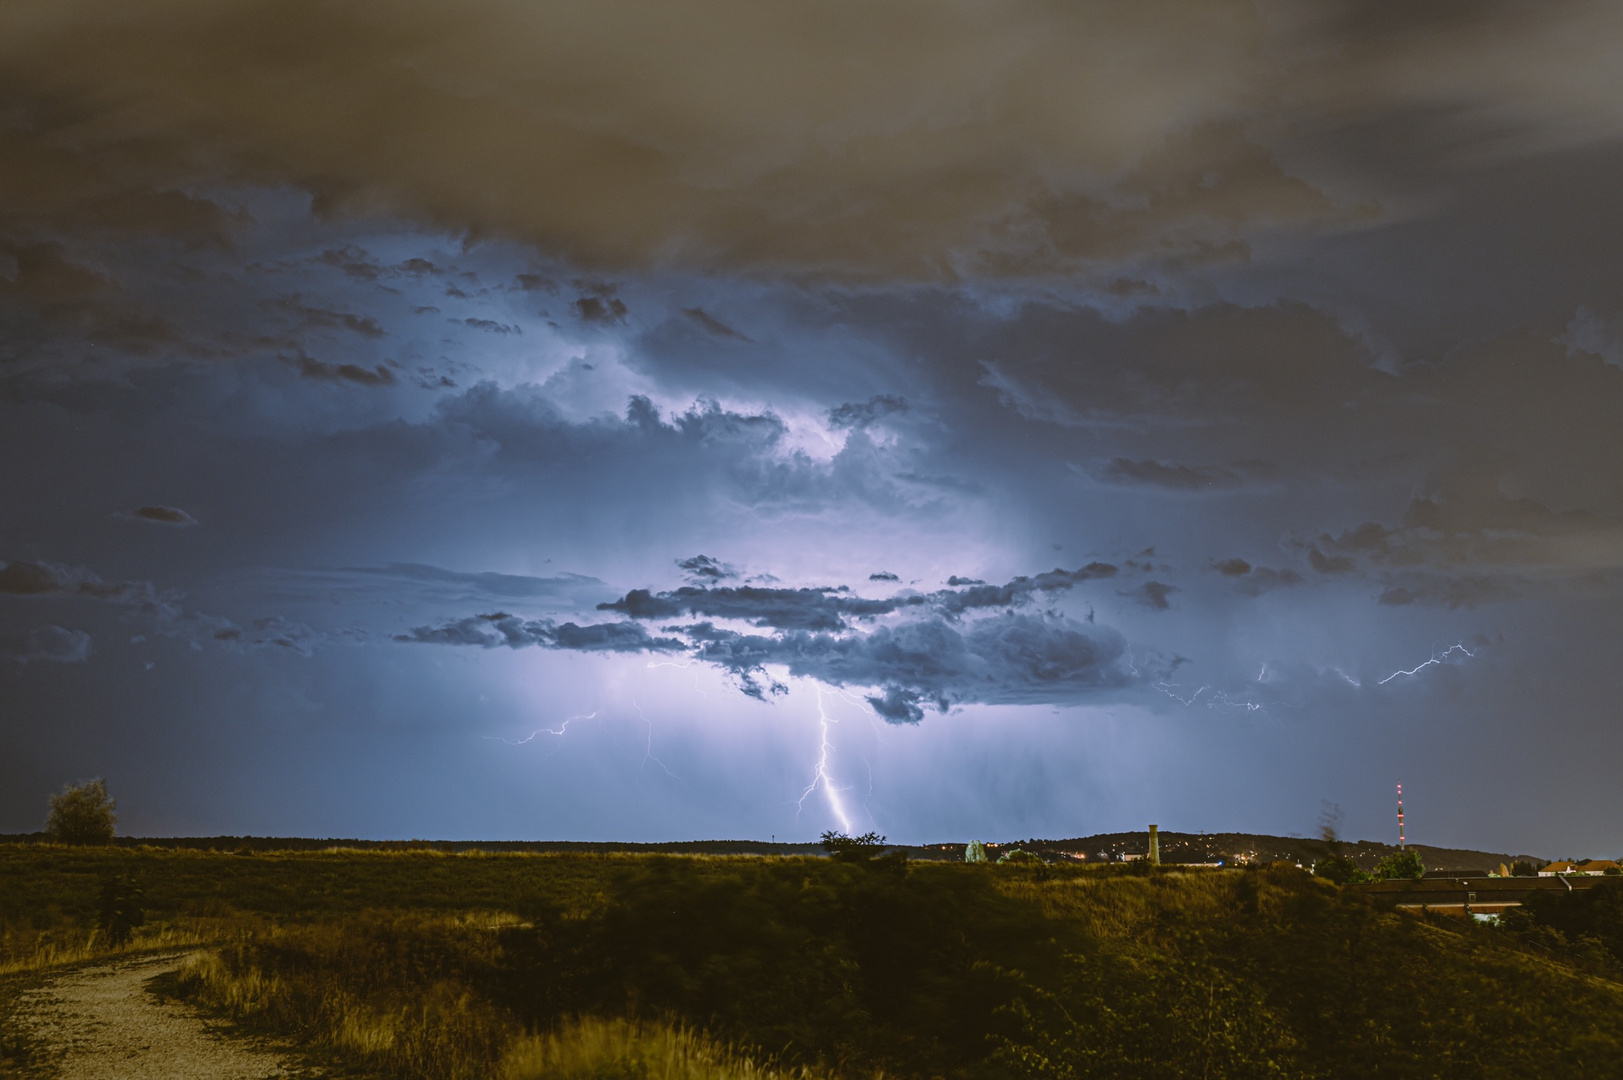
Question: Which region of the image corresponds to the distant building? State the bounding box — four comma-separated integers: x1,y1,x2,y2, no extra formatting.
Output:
1538,860,1619,876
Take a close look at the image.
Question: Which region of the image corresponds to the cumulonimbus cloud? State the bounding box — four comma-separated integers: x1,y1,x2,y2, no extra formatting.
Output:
401,561,1139,720
5,1,1620,281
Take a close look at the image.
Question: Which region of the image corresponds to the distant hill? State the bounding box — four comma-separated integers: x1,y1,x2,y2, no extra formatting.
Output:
961,831,1546,873
0,830,1546,871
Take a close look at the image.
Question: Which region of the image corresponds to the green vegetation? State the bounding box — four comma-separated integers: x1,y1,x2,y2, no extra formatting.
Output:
1501,878,1623,969
44,779,116,846
996,849,1042,866
1370,847,1425,881
6,844,1623,1078
1314,846,1424,886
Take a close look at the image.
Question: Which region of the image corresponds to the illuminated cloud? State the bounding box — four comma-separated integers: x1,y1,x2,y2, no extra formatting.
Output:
4,0,1623,849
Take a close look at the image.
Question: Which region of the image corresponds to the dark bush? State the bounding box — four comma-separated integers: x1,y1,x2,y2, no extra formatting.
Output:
46,779,116,845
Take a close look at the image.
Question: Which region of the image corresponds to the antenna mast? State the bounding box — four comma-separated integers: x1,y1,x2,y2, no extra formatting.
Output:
1397,782,1405,849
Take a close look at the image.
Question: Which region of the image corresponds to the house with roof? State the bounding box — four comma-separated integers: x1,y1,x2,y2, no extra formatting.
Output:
1539,859,1620,876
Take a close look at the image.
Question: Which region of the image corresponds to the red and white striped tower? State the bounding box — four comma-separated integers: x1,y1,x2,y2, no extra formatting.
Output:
1397,782,1405,849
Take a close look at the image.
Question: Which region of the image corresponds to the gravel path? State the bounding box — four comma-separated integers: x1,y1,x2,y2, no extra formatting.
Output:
14,951,315,1079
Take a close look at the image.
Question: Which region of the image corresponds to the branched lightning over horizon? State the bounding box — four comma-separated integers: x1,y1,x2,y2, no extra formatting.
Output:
797,687,856,834
1153,682,1266,711
485,712,596,745
1378,643,1474,686
632,699,681,780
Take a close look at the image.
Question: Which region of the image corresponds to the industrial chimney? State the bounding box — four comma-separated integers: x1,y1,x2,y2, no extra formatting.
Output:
1148,824,1160,866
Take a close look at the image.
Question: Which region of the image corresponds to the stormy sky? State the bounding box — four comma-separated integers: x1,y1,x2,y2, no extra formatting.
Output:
4,1,1623,853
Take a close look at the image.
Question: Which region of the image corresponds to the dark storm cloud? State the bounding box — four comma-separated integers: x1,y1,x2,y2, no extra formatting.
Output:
869,571,899,582
676,556,735,582
316,246,383,282
680,307,747,341
264,297,387,340
598,585,908,632
828,395,909,431
257,564,609,610
1227,567,1304,598
0,243,183,363
0,560,158,604
211,616,321,657
0,625,91,664
574,297,627,325
1096,458,1247,491
293,356,396,386
931,564,1119,617
513,272,555,292
1125,582,1178,611
1306,484,1623,576
969,303,1623,594
404,388,941,520
1376,577,1518,610
681,613,1134,721
595,564,1119,631
124,505,197,527
1308,548,1357,575
396,612,684,653
0,558,309,652
5,0,1623,850
462,317,520,335
404,558,1138,719
5,1,1620,284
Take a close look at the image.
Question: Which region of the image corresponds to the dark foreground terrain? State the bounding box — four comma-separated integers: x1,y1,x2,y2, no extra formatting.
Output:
0,829,1540,870
4,842,1623,1079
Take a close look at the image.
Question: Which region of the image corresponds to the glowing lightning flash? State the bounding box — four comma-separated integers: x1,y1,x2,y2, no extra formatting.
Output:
632,699,681,780
1152,682,1266,711
797,688,856,834
486,712,596,745
1378,643,1474,686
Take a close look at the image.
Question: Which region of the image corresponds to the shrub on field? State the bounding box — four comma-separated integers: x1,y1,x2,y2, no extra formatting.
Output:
500,1016,832,1080
45,779,116,845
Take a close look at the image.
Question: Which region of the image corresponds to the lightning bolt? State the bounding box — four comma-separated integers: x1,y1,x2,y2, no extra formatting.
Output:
486,712,596,745
831,686,889,738
1378,643,1474,685
1153,683,1266,712
632,699,681,780
797,688,855,834
647,658,710,697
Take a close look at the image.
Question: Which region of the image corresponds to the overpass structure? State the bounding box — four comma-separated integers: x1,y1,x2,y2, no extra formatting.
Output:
1357,874,1609,917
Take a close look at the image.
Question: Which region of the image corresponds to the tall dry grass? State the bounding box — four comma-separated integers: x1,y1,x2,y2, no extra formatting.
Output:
500,1016,846,1080
0,919,218,976
175,919,515,1080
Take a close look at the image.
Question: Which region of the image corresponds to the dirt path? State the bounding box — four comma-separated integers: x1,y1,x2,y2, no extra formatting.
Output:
12,951,315,1079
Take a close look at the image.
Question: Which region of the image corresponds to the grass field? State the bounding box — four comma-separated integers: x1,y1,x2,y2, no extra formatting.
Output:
5,843,1623,1078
